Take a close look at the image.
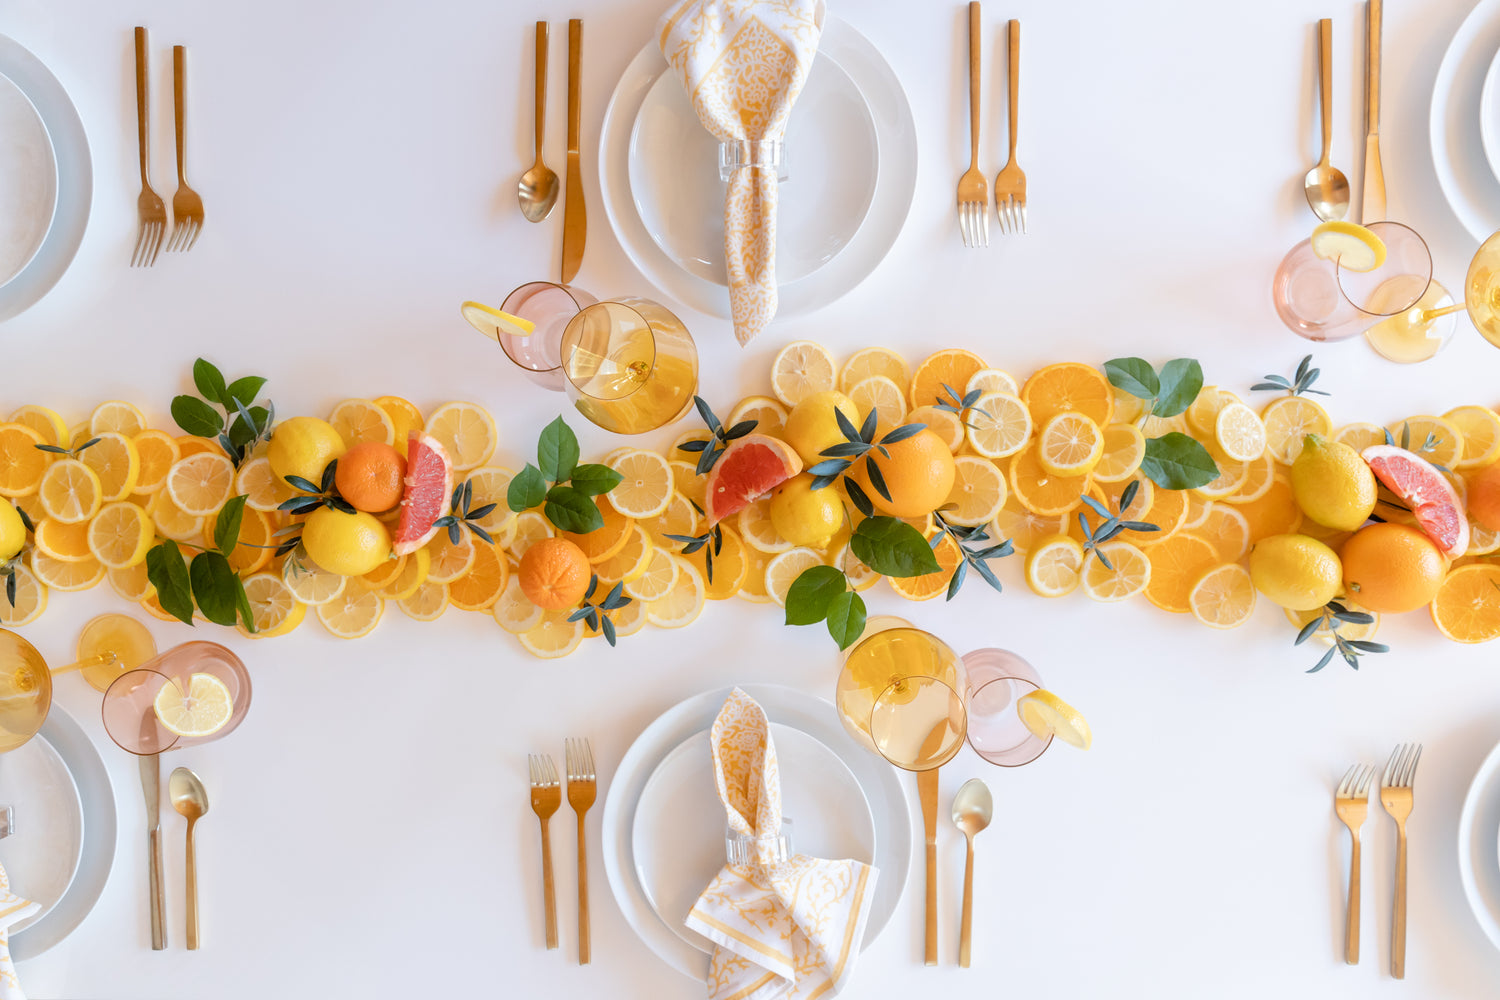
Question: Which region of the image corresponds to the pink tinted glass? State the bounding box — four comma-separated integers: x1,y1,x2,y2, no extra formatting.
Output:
963,647,1051,767
101,642,251,755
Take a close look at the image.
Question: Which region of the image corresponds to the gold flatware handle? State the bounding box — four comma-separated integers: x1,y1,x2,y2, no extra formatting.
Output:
185,818,199,950
540,814,558,949
577,812,590,965
1345,832,1361,964
134,26,151,187
967,2,980,165
1007,19,1019,161
173,46,187,183
148,826,165,950
560,19,586,284
533,22,547,165
1392,826,1407,978
1316,19,1332,167
918,767,938,966
1365,0,1381,133
958,837,974,968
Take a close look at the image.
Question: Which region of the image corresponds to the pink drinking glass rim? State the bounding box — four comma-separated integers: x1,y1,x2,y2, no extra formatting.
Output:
1334,221,1434,318
559,299,662,403
101,667,184,755
965,674,1053,768
495,280,592,375
867,675,968,773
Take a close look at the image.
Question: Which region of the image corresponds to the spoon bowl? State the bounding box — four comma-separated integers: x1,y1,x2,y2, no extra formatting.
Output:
169,767,208,949
520,162,560,223
1305,164,1351,224
951,777,993,968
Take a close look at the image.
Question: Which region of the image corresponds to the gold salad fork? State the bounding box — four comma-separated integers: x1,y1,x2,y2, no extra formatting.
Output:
956,2,988,247
528,753,561,950
1381,743,1421,979
131,27,167,267
994,19,1027,235
565,738,597,965
1334,763,1375,964
167,45,204,252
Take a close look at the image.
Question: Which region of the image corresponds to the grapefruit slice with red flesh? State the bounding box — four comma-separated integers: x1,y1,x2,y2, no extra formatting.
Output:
393,432,454,555
703,434,803,524
1361,444,1469,558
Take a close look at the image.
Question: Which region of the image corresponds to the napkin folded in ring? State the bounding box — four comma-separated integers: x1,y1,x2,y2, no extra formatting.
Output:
0,863,40,1000
658,0,825,346
686,688,876,1000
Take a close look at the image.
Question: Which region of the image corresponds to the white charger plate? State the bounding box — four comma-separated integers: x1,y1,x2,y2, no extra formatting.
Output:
1458,733,1500,950
601,684,910,981
1431,0,1500,242
627,51,878,287
630,723,876,954
0,734,83,933
0,72,57,288
600,18,916,322
0,34,92,326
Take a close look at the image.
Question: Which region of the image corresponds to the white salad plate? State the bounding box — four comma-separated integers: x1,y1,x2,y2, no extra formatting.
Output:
0,34,92,325
630,723,877,954
602,684,911,981
627,50,878,287
600,17,916,321
0,71,57,288
1431,0,1500,242
1458,733,1500,950
0,733,83,932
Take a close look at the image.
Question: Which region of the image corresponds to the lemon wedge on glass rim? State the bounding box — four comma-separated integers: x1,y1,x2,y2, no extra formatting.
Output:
460,301,536,341
1309,221,1387,273
153,672,234,738
1017,689,1092,749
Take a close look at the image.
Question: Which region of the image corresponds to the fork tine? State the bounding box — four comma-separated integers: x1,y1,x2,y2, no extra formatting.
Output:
528,754,538,785
980,204,989,246
187,220,202,251
1382,744,1403,785
1337,764,1357,796
1360,764,1376,795
131,229,145,268
1400,744,1422,786
1394,743,1415,785
545,754,558,785
148,223,164,267
1020,203,1028,235
583,738,595,778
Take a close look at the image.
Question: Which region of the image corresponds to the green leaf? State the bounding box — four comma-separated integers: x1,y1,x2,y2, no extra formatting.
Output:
214,495,248,555
225,375,268,409
189,551,241,627
507,464,548,512
851,517,942,577
544,485,603,533
1140,433,1220,490
235,578,257,634
538,417,580,484
571,463,623,497
192,358,228,405
825,591,867,650
146,542,194,625
784,565,846,626
228,407,270,450
1103,358,1159,400
1153,359,1204,417
171,395,225,438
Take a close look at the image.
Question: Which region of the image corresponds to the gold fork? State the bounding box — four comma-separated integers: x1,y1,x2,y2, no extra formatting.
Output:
956,2,988,248
528,753,561,950
994,19,1027,235
131,27,167,267
565,738,597,965
167,45,204,252
1381,742,1421,979
1334,763,1375,964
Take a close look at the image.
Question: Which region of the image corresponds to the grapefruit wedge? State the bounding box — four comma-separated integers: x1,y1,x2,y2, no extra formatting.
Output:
393,432,454,556
1361,444,1469,558
702,434,803,524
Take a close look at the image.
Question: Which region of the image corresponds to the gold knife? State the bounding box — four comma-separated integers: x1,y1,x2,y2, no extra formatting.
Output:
1361,0,1385,224
139,745,166,950
918,767,938,966
560,19,586,283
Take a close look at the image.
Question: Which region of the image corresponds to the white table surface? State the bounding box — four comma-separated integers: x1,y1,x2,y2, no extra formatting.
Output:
6,0,1500,995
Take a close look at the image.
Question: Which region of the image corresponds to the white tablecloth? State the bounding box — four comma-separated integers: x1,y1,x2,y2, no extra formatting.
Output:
6,0,1500,995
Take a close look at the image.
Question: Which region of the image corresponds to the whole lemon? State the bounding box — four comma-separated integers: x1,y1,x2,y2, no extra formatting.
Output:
783,390,861,467
769,473,845,549
301,507,392,577
1291,434,1376,531
1248,533,1343,610
268,417,347,487
1340,522,1447,613
0,500,24,562
851,428,957,519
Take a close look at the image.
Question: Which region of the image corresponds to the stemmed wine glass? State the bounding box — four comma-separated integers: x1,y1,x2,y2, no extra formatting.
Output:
835,624,968,772
558,297,699,435
1362,229,1500,363
0,630,50,754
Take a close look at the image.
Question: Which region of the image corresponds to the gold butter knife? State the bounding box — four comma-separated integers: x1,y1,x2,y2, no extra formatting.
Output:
560,19,586,283
918,766,938,966
139,742,165,950
1361,0,1385,224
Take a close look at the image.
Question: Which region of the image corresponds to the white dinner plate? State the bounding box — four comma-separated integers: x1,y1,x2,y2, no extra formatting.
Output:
630,723,877,954
0,34,92,326
1431,0,1500,242
1480,43,1500,185
602,684,911,981
1458,733,1500,950
0,72,57,288
8,706,115,961
627,51,878,287
0,733,83,932
600,17,916,322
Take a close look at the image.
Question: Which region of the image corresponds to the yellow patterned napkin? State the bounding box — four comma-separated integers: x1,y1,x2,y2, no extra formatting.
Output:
0,863,39,1000
686,688,876,1000
658,0,825,346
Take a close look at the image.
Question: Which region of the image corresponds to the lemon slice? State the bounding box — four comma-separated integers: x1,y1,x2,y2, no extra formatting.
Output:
153,672,234,738
965,392,1033,460
942,456,1007,526
1081,542,1151,602
493,574,545,633
1188,563,1257,629
398,579,449,621
425,401,497,472
1213,402,1267,463
622,544,679,602
86,501,153,568
1017,689,1092,749
726,395,789,438
839,347,910,395
646,556,707,627
1024,535,1084,598
315,587,384,638
89,400,146,438
461,300,536,340
762,547,823,609
282,554,348,606
1092,423,1146,483
518,610,585,658
1036,411,1103,477
770,341,838,407
0,563,46,626
847,375,908,431
240,572,307,637
1310,220,1387,272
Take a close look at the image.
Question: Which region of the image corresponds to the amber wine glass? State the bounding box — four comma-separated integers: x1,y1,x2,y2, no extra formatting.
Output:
558,297,699,435
1364,229,1500,363
56,614,158,693
836,626,967,772
0,629,50,753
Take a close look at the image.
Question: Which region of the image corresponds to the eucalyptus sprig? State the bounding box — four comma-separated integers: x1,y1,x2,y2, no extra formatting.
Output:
666,500,722,582
1104,356,1219,491
169,358,274,468
34,435,100,458
1073,481,1160,569
930,511,1014,599
1296,600,1389,672
277,460,356,516
805,408,927,514
144,494,257,631
933,383,992,429
1252,354,1329,398
677,397,758,474
433,479,497,545
567,574,633,647
2,505,35,609
1384,423,1451,473
507,417,623,533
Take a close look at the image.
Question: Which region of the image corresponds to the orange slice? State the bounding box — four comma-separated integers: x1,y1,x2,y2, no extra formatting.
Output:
887,532,962,602
1008,444,1089,516
1020,362,1113,427
909,348,987,411
1143,531,1217,613
1431,563,1500,643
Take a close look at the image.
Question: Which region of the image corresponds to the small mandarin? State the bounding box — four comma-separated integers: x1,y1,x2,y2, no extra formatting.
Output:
518,537,592,611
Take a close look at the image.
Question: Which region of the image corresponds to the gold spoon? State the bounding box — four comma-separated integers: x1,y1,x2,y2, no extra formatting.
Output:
1305,19,1351,222
169,767,210,950
951,778,993,968
518,21,560,223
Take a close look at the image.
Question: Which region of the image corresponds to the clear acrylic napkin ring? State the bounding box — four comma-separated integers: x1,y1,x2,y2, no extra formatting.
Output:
718,139,788,182
725,818,794,865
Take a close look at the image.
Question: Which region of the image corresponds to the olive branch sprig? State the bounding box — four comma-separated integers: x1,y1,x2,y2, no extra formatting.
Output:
1252,354,1329,397
805,408,927,516
932,383,993,429
1297,600,1390,673
1074,480,1160,569
566,575,633,647
929,511,1013,599
677,397,758,475
433,479,497,545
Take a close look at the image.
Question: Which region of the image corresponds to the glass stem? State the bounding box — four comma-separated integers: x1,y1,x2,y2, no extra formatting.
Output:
50,651,117,675
1419,302,1467,322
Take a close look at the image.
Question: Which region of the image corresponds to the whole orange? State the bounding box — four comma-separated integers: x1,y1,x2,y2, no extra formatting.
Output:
1467,462,1500,532
850,428,957,518
334,442,407,513
1339,522,1448,614
518,537,592,610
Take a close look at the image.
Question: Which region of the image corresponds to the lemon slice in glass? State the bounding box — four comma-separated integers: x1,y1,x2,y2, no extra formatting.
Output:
153,672,233,738
1017,689,1092,749
1309,221,1387,273
460,301,536,341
